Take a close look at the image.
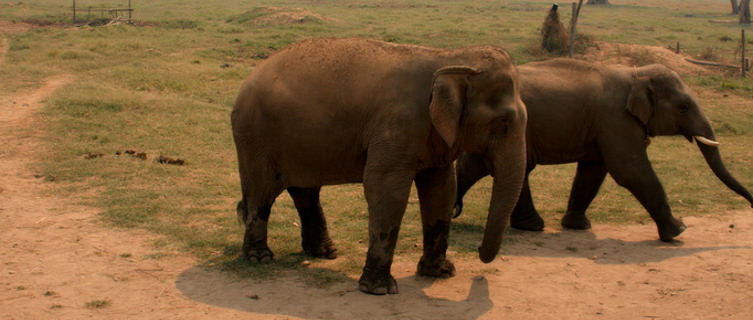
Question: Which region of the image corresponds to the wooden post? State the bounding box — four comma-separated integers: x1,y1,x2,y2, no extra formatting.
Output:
569,3,576,58
72,0,76,24
568,0,584,58
676,41,680,53
742,29,746,77
128,0,132,24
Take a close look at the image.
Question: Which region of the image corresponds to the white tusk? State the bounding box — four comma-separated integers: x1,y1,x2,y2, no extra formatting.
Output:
694,136,720,147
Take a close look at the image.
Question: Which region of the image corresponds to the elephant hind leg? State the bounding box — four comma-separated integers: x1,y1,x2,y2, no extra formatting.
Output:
562,161,607,230
287,186,337,259
236,152,285,263
510,175,545,231
241,199,279,263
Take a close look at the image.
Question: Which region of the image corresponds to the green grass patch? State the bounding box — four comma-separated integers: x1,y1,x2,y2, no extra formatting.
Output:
85,299,110,309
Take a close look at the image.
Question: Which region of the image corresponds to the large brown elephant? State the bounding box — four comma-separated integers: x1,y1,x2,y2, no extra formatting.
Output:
231,38,527,295
454,58,753,241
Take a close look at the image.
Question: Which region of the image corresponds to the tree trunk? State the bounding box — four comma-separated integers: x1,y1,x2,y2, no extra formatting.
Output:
741,0,751,24
732,0,740,14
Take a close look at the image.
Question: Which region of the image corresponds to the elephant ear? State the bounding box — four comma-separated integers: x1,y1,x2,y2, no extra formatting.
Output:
429,66,480,148
626,76,655,126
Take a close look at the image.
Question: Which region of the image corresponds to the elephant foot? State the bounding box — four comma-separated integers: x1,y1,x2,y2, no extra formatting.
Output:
452,201,463,218
561,212,591,230
416,257,455,278
302,237,338,259
244,247,274,263
358,267,398,295
657,216,687,242
510,210,544,231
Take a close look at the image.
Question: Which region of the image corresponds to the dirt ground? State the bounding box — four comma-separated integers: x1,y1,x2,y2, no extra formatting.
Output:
2,30,753,319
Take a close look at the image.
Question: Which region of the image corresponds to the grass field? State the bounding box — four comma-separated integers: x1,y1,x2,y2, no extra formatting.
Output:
1,0,751,283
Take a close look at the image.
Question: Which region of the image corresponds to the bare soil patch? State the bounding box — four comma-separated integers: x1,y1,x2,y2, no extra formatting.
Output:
173,211,753,319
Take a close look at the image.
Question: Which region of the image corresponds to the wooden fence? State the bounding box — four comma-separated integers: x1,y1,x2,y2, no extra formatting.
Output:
73,0,133,25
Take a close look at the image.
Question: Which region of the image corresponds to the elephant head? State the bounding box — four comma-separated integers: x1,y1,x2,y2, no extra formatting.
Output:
626,65,753,207
429,62,528,263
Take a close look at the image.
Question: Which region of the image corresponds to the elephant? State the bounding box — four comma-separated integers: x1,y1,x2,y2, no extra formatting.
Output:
230,38,527,295
454,58,753,241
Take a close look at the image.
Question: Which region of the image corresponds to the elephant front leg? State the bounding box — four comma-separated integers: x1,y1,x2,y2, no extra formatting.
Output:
603,148,686,241
510,174,545,231
359,165,414,295
288,187,337,259
562,161,607,230
415,167,456,278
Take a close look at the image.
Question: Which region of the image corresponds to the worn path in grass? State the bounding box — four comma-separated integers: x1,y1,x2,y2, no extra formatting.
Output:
1,32,753,319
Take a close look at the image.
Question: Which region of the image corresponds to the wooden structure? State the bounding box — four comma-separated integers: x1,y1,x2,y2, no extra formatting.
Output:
73,0,133,25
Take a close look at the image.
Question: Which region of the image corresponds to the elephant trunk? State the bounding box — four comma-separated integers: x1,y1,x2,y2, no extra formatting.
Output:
695,134,753,207
478,145,526,263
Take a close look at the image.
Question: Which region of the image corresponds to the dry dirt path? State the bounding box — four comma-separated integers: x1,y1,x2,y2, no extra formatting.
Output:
1,33,752,319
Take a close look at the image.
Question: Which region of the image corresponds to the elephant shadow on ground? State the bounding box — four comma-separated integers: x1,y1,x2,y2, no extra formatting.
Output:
176,263,493,320
484,223,753,265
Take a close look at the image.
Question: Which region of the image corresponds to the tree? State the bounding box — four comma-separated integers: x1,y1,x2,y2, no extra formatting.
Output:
732,0,740,14
741,0,751,24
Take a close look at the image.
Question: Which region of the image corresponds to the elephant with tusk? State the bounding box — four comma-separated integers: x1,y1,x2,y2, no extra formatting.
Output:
454,58,753,242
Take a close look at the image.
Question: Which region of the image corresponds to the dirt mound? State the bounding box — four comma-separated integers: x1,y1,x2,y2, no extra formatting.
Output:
228,7,330,26
540,4,569,54
582,41,709,75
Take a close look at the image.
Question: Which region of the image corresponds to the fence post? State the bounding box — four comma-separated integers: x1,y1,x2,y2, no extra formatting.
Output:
128,0,132,24
72,0,76,24
569,0,584,58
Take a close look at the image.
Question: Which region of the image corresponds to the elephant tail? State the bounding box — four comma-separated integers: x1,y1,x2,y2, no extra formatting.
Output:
236,200,249,226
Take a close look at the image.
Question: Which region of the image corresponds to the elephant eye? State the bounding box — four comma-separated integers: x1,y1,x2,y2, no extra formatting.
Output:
679,105,690,113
